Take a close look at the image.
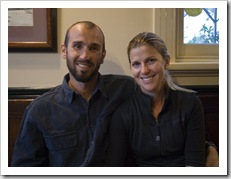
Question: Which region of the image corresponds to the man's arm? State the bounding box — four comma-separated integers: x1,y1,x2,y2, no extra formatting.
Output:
11,108,48,166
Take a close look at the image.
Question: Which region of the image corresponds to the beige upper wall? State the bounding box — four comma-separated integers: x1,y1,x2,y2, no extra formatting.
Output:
8,8,153,88
8,8,218,88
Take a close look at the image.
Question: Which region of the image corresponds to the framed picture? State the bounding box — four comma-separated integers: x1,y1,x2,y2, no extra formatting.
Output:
8,8,57,52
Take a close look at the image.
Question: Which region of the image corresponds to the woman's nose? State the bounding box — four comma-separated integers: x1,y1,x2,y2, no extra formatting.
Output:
141,64,149,74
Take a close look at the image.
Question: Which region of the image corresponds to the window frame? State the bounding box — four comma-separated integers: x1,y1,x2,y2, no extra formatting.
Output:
154,8,218,77
176,8,219,61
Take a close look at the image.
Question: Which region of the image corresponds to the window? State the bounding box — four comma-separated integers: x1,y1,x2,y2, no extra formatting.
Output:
176,8,218,62
154,8,219,74
184,8,219,44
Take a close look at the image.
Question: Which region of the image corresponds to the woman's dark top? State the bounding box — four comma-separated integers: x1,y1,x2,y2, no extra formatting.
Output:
106,86,206,167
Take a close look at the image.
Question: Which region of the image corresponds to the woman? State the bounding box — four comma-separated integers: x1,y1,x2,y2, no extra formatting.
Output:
106,32,206,167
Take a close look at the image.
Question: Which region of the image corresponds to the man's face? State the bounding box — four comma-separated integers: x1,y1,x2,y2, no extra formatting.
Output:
61,23,106,83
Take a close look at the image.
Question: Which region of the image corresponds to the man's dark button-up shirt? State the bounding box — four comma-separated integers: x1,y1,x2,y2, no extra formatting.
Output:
11,73,135,167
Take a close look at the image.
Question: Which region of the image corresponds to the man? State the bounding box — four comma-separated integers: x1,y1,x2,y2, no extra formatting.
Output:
11,21,136,166
11,21,218,167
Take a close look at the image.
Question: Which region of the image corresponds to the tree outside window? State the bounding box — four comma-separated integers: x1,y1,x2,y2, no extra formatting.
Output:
184,8,219,44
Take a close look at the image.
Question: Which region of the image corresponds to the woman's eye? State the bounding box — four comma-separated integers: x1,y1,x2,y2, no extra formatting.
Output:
131,62,140,68
147,58,156,64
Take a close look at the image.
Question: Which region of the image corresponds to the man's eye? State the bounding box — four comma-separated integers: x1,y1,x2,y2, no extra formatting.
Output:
73,43,82,49
90,45,100,51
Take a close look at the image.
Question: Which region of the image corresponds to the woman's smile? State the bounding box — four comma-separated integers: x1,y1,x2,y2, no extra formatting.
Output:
140,75,155,83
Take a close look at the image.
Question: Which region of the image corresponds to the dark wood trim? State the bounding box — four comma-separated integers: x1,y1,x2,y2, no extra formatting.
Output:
170,69,219,77
8,85,219,98
8,87,52,99
182,85,219,94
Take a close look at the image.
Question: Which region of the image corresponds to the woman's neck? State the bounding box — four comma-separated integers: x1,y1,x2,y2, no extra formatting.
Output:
152,89,166,119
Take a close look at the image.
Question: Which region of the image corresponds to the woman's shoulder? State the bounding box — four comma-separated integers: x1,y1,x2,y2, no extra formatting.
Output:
170,88,198,98
169,89,202,106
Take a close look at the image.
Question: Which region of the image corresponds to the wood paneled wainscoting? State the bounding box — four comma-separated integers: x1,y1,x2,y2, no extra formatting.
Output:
8,86,219,166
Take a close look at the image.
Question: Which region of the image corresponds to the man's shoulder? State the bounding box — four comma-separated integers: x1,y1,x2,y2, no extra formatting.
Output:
31,85,63,104
101,74,134,83
100,74,136,96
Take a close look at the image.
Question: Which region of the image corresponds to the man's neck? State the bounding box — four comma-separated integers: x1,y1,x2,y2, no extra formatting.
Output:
68,74,99,102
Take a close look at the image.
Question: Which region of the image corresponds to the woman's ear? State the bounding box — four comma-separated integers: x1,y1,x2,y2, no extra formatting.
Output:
165,55,170,69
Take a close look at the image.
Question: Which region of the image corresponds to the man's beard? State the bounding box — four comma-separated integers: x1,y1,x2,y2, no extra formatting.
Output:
66,57,100,83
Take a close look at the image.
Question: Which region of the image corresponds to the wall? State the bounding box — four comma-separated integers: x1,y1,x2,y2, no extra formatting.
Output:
8,8,218,88
8,8,153,88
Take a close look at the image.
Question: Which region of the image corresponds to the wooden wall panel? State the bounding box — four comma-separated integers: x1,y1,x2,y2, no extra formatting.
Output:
200,94,219,152
8,99,33,166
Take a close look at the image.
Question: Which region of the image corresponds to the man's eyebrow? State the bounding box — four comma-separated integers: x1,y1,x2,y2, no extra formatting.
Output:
91,43,101,47
72,40,82,43
71,41,100,46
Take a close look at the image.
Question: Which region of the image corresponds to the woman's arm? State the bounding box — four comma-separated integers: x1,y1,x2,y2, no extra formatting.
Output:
184,95,206,166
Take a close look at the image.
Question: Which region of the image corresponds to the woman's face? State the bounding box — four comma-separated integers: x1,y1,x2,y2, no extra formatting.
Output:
129,45,169,95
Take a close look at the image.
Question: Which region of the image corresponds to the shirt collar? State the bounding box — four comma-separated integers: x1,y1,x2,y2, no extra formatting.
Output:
62,73,107,103
135,84,171,107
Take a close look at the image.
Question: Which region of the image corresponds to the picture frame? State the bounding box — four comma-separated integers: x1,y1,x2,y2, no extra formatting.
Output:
8,8,57,52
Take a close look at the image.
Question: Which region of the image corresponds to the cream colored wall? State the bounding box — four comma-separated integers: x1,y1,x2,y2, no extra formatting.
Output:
8,8,218,88
8,8,153,88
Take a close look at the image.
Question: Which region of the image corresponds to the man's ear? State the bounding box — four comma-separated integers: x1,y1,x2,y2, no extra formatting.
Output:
101,51,106,64
61,44,67,59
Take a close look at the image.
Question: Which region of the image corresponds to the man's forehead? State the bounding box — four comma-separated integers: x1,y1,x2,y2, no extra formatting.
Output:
67,25,103,47
70,24,102,38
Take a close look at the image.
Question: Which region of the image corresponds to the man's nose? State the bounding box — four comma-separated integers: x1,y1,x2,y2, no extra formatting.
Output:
80,47,90,59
